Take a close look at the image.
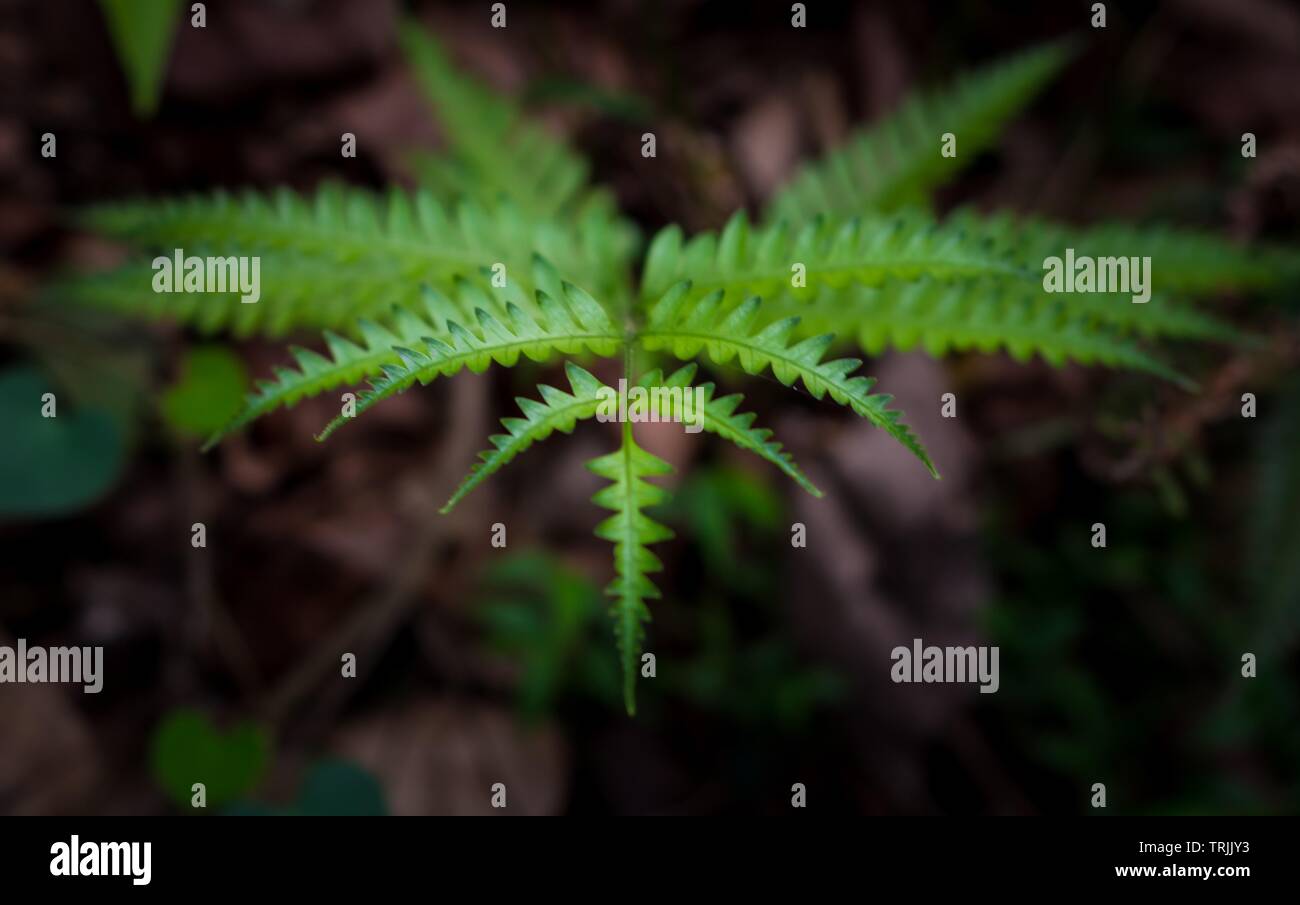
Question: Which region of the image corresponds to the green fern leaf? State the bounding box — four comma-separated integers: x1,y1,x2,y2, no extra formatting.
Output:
398,21,639,300
647,363,822,497
587,421,674,715
641,209,1027,304
317,281,622,440
400,20,601,221
776,278,1192,386
98,0,182,117
65,186,624,335
639,283,937,477
441,361,609,513
202,285,475,450
768,40,1075,221
947,207,1300,297
47,256,434,338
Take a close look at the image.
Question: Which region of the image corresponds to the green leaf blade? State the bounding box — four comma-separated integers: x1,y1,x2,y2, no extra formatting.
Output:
587,423,675,715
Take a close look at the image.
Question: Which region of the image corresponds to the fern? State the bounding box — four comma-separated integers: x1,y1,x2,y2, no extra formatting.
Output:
399,20,590,220
316,280,621,440
587,421,674,715
441,360,609,513
947,208,1300,295
646,362,822,498
440,359,823,517
54,23,1300,715
640,209,1029,304
771,277,1197,384
203,285,473,449
56,185,630,333
768,40,1075,222
397,18,639,289
640,283,936,476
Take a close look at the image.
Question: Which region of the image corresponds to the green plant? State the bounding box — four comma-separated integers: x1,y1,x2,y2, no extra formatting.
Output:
150,709,269,810
0,364,126,517
478,485,845,732
52,24,1299,714
226,760,388,817
97,0,183,117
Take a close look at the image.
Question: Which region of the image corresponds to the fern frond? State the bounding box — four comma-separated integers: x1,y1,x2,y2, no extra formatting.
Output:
49,251,480,339
399,19,582,217
782,278,1192,386
317,281,622,440
398,21,639,298
640,210,1027,305
768,40,1074,222
441,361,609,513
638,283,937,477
947,207,1300,296
646,363,822,497
399,20,612,223
65,186,625,334
202,285,475,449
587,421,674,715
1031,290,1254,344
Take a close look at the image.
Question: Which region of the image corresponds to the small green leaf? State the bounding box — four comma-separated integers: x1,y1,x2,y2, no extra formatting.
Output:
0,365,126,519
162,345,249,439
98,0,183,117
150,709,269,810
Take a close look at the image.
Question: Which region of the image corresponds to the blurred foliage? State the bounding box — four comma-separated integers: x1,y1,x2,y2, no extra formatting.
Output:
161,345,249,439
150,709,269,810
151,711,384,815
225,760,387,817
16,305,155,445
476,551,622,719
663,464,782,594
477,465,844,732
97,0,182,117
1245,377,1300,656
522,76,654,124
985,382,1300,814
0,364,126,519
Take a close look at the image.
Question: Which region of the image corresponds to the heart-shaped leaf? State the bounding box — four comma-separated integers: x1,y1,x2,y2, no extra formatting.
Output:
150,709,269,810
161,346,249,439
0,365,126,519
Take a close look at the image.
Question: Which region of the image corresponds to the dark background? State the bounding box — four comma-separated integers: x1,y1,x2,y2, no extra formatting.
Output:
1,0,1298,815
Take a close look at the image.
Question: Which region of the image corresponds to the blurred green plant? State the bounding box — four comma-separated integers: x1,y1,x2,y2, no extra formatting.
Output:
98,0,183,117
662,464,783,595
522,76,654,124
660,467,844,730
160,344,249,438
149,709,269,811
480,466,843,730
0,364,126,519
225,760,387,816
476,551,621,718
984,384,1300,814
